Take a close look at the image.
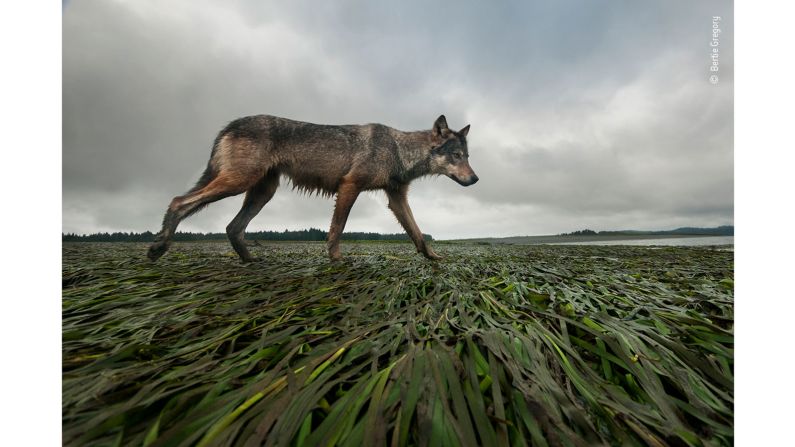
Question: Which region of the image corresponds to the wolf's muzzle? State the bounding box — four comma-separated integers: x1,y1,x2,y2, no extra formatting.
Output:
452,174,479,186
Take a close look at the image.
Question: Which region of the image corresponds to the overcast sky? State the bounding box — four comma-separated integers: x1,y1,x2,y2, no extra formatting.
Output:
63,0,733,239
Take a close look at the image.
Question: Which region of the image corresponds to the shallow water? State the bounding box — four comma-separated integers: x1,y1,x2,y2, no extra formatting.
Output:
552,236,734,246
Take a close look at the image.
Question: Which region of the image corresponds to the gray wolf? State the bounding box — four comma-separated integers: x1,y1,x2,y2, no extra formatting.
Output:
147,114,478,262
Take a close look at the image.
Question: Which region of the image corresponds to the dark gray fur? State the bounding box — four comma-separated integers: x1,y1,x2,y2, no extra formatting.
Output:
148,114,478,262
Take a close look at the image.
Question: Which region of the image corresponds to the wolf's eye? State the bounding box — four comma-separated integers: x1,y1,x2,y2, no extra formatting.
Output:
452,152,462,160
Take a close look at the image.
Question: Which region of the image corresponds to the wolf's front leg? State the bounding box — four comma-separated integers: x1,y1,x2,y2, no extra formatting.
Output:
386,186,442,260
327,180,360,260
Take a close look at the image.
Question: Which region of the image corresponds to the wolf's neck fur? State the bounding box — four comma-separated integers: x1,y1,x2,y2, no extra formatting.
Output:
391,129,434,180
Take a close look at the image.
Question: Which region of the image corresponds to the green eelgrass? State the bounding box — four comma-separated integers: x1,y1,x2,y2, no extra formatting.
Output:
63,242,733,446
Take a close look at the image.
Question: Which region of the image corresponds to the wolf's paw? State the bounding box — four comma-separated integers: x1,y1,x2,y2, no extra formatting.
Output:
147,243,168,261
424,251,443,261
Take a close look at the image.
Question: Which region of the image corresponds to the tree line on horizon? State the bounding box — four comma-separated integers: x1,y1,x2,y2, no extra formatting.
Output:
62,228,433,242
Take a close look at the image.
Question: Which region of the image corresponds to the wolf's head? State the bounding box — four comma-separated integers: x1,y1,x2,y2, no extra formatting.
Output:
428,115,479,186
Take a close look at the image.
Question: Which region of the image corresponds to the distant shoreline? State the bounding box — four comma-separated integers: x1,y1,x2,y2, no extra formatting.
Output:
447,234,733,245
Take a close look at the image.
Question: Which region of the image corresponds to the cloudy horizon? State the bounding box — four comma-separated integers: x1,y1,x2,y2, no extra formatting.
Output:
63,0,733,239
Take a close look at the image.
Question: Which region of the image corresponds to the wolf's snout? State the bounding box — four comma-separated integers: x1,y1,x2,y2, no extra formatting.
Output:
452,174,479,186
461,174,478,186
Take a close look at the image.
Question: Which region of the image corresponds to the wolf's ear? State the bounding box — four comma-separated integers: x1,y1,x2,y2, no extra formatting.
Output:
433,115,449,136
459,124,470,137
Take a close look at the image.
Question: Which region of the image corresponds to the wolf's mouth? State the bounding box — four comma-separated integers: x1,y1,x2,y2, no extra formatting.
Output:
450,174,479,186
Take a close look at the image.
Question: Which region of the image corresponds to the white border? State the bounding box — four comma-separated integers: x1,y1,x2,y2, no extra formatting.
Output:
0,2,62,446
735,1,795,445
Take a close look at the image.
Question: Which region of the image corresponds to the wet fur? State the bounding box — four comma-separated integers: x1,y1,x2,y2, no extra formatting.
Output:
148,114,478,262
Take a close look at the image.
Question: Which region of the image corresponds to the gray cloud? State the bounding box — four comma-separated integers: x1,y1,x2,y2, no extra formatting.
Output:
63,0,733,238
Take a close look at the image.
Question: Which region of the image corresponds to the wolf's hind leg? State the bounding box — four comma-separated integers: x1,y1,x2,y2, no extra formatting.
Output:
386,185,441,260
226,171,280,262
327,179,360,261
147,173,254,261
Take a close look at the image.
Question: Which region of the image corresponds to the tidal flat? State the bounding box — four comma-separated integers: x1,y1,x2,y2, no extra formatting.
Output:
63,241,733,446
